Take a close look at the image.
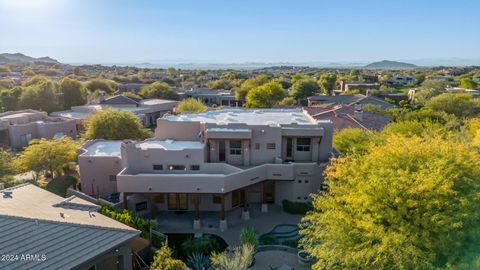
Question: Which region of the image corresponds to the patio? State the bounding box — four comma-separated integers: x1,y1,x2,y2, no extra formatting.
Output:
154,203,302,246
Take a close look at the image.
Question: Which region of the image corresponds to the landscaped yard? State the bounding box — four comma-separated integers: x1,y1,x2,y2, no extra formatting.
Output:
45,175,78,197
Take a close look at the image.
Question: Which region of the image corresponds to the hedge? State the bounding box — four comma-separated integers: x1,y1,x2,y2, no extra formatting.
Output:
100,205,156,238
282,200,313,215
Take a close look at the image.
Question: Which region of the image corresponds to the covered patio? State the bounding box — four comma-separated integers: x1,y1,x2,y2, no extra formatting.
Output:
153,203,301,246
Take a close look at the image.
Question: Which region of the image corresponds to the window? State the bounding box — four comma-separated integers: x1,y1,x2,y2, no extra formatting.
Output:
20,133,32,146
296,138,311,151
168,165,186,171
213,195,222,204
229,140,242,155
109,175,117,182
266,143,276,150
255,143,260,150
154,194,165,203
153,164,163,170
190,165,200,171
54,132,64,138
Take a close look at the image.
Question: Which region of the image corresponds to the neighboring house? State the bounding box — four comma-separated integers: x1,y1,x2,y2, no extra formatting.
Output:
117,83,147,94
78,109,334,230
275,104,390,131
178,87,243,107
0,110,77,149
338,82,380,92
307,94,396,109
0,184,140,270
307,105,390,131
51,95,179,128
386,75,418,86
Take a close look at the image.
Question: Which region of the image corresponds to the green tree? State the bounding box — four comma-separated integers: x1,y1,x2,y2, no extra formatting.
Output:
83,110,152,140
210,244,254,270
58,77,86,109
414,79,447,103
0,87,23,112
175,98,207,114
289,79,320,100
381,120,447,138
19,81,59,113
236,75,270,100
333,128,381,155
318,73,337,95
301,136,480,269
279,97,296,105
425,93,480,118
0,148,15,180
139,82,179,100
85,79,118,94
459,77,478,89
22,75,50,87
14,137,79,181
0,78,15,89
245,81,285,108
150,241,188,270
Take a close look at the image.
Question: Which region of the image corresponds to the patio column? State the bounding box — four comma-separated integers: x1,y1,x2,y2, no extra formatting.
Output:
148,195,157,218
122,192,128,210
219,194,227,231
241,189,250,221
261,182,269,213
193,194,201,230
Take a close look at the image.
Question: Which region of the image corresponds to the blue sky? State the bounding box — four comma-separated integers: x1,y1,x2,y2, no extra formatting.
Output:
0,0,479,63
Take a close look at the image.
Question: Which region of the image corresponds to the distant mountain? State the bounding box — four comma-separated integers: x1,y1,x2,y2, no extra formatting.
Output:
0,53,59,65
364,60,417,69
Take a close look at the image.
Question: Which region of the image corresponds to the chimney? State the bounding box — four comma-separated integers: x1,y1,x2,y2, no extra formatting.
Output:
340,80,346,92
354,103,363,122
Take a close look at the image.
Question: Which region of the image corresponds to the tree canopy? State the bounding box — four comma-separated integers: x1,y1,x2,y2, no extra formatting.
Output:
289,78,320,100
318,73,337,95
425,93,480,118
139,82,179,100
175,98,207,114
0,148,15,180
19,81,59,113
235,75,270,100
14,137,79,180
245,81,285,108
58,77,87,109
85,79,118,94
301,135,480,269
83,110,152,140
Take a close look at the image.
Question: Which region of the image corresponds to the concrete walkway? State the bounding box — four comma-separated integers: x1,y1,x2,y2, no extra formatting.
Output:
252,250,310,270
155,203,302,246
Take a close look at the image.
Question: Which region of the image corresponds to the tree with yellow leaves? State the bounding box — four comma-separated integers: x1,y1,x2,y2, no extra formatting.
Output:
301,135,480,269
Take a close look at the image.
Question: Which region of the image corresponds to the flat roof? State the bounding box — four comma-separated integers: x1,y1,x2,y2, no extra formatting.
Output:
51,110,91,120
84,141,122,157
141,99,179,105
136,139,204,150
164,109,315,125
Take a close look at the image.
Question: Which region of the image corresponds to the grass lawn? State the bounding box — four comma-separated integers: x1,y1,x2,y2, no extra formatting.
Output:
45,175,78,197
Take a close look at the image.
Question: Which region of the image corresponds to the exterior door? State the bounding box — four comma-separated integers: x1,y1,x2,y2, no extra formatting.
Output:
219,141,226,162
168,193,188,210
264,181,275,203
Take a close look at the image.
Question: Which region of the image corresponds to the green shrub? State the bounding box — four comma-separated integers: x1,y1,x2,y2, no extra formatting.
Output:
282,200,313,215
259,234,277,245
240,228,259,249
283,238,300,249
99,205,156,238
180,235,223,258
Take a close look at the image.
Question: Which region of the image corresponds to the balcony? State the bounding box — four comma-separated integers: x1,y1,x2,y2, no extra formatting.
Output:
116,161,320,194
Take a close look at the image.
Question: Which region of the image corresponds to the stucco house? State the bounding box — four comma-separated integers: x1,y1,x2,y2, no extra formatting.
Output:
0,184,140,270
51,95,179,128
0,109,77,149
78,108,334,230
178,87,243,107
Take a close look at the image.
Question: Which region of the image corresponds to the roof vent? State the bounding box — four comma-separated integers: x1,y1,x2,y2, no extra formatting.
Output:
2,191,12,198
60,212,65,218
